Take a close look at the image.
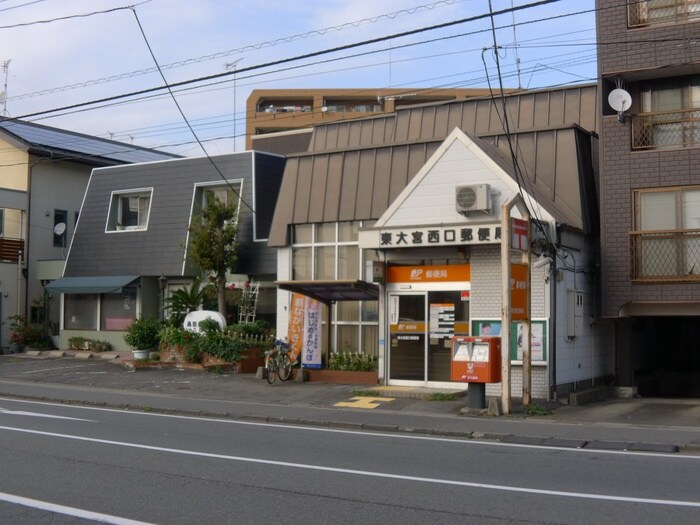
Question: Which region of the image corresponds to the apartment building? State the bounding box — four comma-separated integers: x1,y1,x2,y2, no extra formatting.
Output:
246,88,496,152
597,0,700,396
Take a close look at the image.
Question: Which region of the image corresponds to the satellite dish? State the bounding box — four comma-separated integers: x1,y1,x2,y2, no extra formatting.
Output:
321,106,328,113
608,88,632,124
53,222,66,236
608,88,632,112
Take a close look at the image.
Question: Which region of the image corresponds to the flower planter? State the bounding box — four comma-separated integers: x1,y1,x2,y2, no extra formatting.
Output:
304,369,378,385
238,347,264,374
132,349,151,360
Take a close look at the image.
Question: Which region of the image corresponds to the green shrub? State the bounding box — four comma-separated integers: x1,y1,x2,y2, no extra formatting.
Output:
328,352,377,372
123,317,161,350
91,340,112,352
68,337,89,350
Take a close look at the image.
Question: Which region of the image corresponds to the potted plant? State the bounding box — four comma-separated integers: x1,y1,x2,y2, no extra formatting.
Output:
8,314,28,353
123,317,161,359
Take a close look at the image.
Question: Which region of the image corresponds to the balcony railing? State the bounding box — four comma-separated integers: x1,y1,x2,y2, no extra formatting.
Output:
0,237,24,263
631,108,700,150
628,0,700,27
630,229,700,281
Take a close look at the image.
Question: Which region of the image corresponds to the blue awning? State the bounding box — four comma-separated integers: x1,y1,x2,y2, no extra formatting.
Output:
46,275,139,294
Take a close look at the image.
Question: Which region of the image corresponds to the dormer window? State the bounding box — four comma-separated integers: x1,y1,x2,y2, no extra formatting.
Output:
106,188,153,232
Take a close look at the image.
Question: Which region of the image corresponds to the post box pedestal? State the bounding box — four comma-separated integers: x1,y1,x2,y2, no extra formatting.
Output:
467,383,486,409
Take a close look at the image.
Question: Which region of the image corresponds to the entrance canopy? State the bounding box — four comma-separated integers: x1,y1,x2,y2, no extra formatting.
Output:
46,275,139,294
275,279,379,305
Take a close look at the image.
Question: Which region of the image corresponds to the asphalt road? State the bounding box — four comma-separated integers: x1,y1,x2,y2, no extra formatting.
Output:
1,397,699,524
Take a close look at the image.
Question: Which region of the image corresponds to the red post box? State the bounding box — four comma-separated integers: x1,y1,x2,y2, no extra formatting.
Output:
450,336,501,383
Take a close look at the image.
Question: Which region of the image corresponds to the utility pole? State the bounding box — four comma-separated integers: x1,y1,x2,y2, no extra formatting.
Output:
225,58,244,152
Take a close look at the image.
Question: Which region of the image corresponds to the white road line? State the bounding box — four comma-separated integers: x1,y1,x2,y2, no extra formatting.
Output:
0,491,154,525
0,407,95,421
20,364,92,375
1,424,699,509
1,396,696,460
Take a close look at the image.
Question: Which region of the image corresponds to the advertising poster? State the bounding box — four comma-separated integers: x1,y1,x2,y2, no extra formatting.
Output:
288,293,322,367
302,297,322,369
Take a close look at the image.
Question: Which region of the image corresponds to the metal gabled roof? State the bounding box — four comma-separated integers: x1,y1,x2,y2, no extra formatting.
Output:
0,118,179,165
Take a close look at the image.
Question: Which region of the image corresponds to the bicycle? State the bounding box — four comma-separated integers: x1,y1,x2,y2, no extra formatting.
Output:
264,338,293,384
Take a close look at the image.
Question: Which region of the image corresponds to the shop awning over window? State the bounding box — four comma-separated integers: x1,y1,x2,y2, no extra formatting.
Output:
275,280,379,305
46,275,139,294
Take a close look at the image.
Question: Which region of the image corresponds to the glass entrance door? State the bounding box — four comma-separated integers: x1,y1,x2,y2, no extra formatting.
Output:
389,294,425,381
389,291,469,384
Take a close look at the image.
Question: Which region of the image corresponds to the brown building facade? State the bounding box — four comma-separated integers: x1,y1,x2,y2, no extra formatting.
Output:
246,88,497,151
597,0,700,396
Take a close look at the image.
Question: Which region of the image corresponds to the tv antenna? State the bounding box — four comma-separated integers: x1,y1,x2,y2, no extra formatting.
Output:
608,79,632,124
1,59,10,116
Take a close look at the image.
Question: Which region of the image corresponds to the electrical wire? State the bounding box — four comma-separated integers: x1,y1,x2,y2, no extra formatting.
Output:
129,7,253,213
14,0,566,121
8,0,465,102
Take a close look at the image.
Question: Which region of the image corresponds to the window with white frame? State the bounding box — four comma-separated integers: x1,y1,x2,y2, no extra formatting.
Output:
193,181,243,225
107,189,153,231
291,221,378,355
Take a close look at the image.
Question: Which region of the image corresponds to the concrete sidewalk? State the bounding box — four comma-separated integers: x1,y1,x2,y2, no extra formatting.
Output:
1,352,699,454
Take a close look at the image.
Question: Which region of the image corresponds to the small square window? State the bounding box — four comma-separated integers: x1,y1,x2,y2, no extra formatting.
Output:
107,189,152,232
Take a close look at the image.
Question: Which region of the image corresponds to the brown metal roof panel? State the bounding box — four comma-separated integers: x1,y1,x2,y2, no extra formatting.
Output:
533,92,552,128
323,153,344,222
534,130,556,201
548,90,565,127
371,148,393,218
407,108,424,142
292,156,314,224
393,111,411,142
268,157,300,246
389,144,410,204
348,122,363,148
433,105,451,139
518,94,535,129
564,89,583,127
420,106,437,140
355,150,376,219
504,97,521,129
307,155,329,223
578,85,599,134
339,151,360,221
474,99,495,135
336,123,350,149
554,129,583,221
447,103,465,135
371,119,387,145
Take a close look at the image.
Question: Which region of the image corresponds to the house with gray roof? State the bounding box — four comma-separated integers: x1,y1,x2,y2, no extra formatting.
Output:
48,151,285,351
0,117,178,351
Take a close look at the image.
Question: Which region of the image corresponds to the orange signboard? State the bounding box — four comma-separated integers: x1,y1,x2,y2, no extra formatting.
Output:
388,264,470,283
510,263,528,321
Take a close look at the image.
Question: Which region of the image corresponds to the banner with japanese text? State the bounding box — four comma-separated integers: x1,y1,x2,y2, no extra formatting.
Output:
302,297,322,368
288,293,322,368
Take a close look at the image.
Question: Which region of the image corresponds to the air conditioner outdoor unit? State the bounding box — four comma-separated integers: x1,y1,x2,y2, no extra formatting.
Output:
456,184,491,215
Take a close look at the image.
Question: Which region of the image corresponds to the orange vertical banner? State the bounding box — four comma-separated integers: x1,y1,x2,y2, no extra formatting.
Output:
288,293,305,363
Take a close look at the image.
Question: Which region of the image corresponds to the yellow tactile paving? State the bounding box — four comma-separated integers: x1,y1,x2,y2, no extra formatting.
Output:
334,396,395,409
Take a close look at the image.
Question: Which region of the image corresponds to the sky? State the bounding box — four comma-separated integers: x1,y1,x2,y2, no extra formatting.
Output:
0,0,597,156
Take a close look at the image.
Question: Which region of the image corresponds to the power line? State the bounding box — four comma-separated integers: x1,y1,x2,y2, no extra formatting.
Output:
129,7,254,214
14,0,567,121
8,0,465,102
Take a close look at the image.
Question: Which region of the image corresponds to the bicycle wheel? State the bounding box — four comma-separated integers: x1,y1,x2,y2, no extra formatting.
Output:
265,356,277,384
278,354,292,381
